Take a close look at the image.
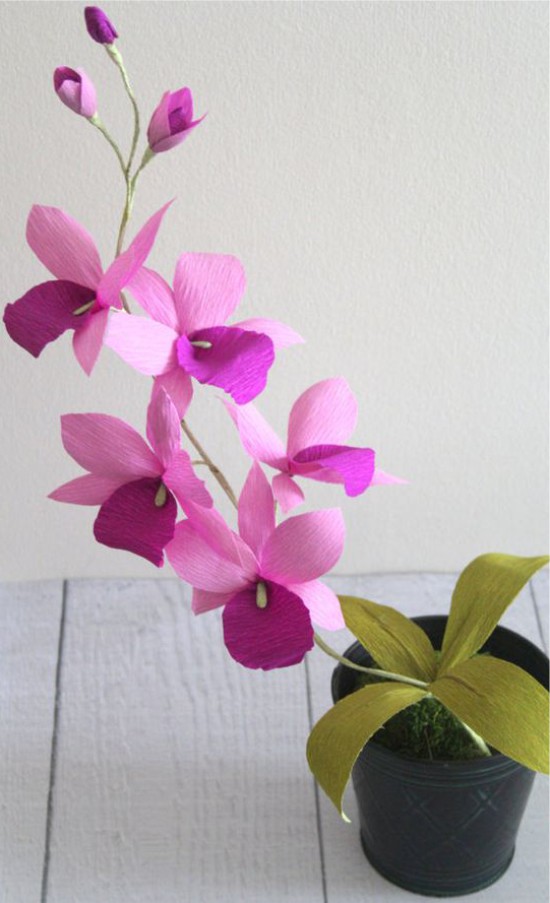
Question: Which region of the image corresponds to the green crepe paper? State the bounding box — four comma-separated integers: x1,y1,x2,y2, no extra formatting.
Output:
439,553,550,674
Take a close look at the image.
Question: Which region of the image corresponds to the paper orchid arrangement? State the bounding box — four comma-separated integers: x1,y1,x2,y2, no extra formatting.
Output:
4,6,548,818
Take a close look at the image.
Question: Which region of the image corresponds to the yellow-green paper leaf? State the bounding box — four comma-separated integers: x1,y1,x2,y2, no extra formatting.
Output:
430,655,549,773
339,595,437,681
439,554,549,673
307,682,426,815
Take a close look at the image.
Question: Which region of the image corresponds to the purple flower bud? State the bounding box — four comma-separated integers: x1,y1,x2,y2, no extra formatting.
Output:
53,67,97,119
147,88,206,154
84,6,118,44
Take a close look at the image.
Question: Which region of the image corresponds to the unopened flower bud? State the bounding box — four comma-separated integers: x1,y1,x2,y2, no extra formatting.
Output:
53,67,97,119
84,6,118,44
147,88,205,154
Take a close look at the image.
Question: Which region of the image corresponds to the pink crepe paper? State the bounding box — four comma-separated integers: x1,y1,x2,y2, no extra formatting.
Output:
49,389,212,565
147,88,205,154
166,462,345,669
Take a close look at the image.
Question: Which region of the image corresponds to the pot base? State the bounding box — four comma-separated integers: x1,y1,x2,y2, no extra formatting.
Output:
360,831,515,897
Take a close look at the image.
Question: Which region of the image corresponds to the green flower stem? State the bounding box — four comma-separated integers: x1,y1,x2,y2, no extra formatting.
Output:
458,720,492,757
89,115,126,176
106,44,141,175
180,419,238,509
313,633,429,690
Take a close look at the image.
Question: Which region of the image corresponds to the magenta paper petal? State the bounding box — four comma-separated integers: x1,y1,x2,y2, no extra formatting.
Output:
233,318,304,349
287,378,358,459
272,473,305,513
166,519,254,592
178,327,274,404
223,401,288,468
26,206,103,289
3,280,95,358
146,388,180,468
72,307,109,375
152,370,193,419
94,477,177,566
96,201,172,308
105,312,178,375
371,468,408,486
192,588,234,615
238,463,275,559
49,473,122,505
147,91,171,150
60,413,160,479
287,580,345,630
222,582,314,670
292,444,375,497
163,450,213,512
173,253,246,333
260,509,345,584
127,267,178,329
182,503,258,573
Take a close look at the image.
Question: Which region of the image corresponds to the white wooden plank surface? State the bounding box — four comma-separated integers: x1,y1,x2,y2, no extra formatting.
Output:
45,579,323,903
0,580,63,903
310,573,549,903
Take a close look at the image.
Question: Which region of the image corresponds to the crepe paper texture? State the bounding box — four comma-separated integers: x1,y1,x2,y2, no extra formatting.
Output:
54,67,97,118
225,377,403,513
84,6,118,44
147,88,206,153
307,553,550,816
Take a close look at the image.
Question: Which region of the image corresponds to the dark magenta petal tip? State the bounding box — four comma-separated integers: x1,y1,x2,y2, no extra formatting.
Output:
84,6,118,44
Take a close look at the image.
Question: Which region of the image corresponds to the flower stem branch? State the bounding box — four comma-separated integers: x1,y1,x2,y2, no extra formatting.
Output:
181,419,238,508
106,44,141,175
458,721,492,757
89,115,126,175
313,633,429,690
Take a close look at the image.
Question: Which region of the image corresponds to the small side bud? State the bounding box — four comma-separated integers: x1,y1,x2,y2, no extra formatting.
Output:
54,67,97,119
84,6,118,44
147,88,205,154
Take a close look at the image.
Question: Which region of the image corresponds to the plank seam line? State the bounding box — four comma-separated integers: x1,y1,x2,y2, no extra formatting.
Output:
40,579,68,903
304,655,329,903
529,579,547,654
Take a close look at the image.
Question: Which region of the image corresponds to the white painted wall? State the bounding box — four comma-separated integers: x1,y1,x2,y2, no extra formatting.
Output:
0,1,547,581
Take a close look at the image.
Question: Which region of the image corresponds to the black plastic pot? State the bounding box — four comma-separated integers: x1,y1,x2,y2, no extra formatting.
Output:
331,616,549,897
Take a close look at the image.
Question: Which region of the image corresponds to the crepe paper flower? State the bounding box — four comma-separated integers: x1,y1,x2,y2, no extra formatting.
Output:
105,255,303,416
224,377,404,513
53,67,97,119
147,88,206,154
3,201,171,375
84,6,118,44
49,389,213,566
166,462,345,670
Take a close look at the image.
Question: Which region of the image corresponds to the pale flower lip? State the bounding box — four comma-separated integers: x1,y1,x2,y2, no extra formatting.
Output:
53,66,97,119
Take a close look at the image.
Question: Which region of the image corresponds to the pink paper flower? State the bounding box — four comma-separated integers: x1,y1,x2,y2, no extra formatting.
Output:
3,202,171,374
147,88,205,154
49,389,212,566
54,67,97,118
105,255,303,416
84,6,118,44
166,462,345,670
225,377,404,512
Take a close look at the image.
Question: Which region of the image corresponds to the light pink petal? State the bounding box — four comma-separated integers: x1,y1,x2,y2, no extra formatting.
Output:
238,463,275,558
192,588,234,615
165,520,252,592
272,473,305,513
105,312,178,375
287,580,345,630
371,468,408,486
97,201,173,308
260,509,345,585
233,318,304,349
287,378,358,459
222,582,314,670
223,401,288,468
146,388,181,467
173,253,246,333
178,326,274,404
26,206,103,289
60,413,160,479
163,451,213,512
127,266,178,329
147,91,171,150
291,444,375,497
3,280,95,358
94,477,177,567
48,473,122,505
152,370,193,419
72,307,109,375
182,503,257,575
